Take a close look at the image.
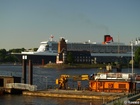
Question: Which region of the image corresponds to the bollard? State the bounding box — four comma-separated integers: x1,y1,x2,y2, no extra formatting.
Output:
22,59,27,83
29,60,33,85
42,59,45,66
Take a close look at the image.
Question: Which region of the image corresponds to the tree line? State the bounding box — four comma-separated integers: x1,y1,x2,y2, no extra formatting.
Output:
0,48,37,63
134,47,140,68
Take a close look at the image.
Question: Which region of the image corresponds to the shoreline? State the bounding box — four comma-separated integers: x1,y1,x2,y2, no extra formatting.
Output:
0,63,137,69
42,63,109,69
41,63,132,69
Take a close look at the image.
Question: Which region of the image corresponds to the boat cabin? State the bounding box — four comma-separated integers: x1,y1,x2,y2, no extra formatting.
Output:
0,76,21,88
89,73,136,93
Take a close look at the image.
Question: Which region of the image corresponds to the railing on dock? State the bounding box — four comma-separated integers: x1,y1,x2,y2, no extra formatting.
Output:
6,83,37,91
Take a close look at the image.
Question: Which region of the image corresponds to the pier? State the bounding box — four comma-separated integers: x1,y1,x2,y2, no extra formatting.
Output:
5,83,37,94
22,89,140,105
23,89,124,101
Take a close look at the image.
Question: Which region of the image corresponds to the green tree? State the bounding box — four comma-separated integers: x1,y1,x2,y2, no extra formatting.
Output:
67,52,74,64
5,55,18,62
33,48,38,51
0,49,19,63
9,48,25,53
0,49,7,62
134,47,140,68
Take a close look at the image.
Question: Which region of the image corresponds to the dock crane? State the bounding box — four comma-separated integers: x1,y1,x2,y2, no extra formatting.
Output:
56,74,89,90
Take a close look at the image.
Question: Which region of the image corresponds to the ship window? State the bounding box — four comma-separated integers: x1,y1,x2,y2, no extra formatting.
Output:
0,79,4,87
98,82,103,87
119,84,126,88
108,83,114,88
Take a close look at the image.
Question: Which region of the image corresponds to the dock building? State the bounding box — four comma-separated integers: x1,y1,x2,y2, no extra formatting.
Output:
56,38,91,64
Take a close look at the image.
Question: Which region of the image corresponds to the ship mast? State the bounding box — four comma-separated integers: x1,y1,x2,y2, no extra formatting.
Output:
117,35,121,63
117,35,120,57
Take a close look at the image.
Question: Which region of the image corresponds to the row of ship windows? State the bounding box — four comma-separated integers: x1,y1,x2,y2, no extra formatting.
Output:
51,47,138,52
52,46,131,49
75,59,91,62
75,56,91,59
66,47,131,50
67,46,130,48
50,46,131,50
107,84,126,89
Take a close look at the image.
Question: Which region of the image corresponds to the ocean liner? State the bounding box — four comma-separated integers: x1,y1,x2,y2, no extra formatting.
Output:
14,35,140,64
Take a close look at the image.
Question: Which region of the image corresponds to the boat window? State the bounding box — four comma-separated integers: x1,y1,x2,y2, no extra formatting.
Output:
108,83,114,88
119,84,126,88
0,79,4,87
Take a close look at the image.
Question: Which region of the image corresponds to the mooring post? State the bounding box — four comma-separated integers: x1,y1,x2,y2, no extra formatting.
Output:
42,59,44,66
29,60,33,85
22,55,27,84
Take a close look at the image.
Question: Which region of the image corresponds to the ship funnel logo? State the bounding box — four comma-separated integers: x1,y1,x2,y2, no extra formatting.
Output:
103,35,113,44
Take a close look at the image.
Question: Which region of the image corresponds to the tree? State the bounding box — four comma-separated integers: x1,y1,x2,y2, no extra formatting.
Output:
0,49,19,63
0,49,7,62
134,47,140,68
5,55,18,62
33,48,38,51
67,52,74,64
9,48,25,53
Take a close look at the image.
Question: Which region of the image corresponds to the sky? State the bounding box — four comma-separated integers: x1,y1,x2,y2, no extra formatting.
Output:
0,0,140,50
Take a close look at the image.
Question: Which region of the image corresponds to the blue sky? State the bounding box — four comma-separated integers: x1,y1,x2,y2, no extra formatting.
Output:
0,0,140,50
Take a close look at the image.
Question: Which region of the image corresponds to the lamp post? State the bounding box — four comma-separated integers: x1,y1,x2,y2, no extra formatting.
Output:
131,41,134,78
22,55,27,83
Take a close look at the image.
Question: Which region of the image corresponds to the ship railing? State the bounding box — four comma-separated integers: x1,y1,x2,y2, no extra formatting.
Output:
94,73,133,80
6,83,37,91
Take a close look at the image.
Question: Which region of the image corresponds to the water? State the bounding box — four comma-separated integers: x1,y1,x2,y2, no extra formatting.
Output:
0,65,139,105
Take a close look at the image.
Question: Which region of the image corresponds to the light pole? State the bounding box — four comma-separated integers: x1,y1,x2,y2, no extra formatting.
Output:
131,41,134,78
22,55,27,84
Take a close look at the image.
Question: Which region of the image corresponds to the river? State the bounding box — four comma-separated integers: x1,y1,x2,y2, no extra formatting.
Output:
0,65,139,105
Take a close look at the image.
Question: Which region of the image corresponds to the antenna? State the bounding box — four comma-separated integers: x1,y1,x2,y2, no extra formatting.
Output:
131,40,134,78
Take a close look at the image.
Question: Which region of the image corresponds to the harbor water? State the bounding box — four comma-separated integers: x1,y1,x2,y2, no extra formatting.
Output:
0,65,139,105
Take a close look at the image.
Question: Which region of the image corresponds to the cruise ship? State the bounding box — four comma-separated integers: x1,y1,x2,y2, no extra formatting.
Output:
15,35,140,64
